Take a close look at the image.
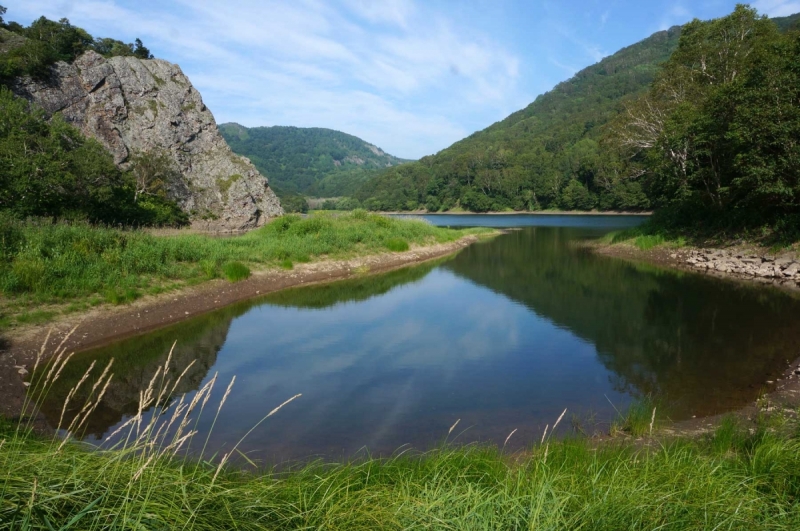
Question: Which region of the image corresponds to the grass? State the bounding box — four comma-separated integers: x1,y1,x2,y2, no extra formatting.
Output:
0,211,489,327
601,225,687,250
610,396,660,437
221,261,250,282
384,237,409,252
3,346,800,529
3,411,800,529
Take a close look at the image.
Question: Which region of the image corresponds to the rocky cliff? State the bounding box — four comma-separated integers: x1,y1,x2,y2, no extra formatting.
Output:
12,50,282,230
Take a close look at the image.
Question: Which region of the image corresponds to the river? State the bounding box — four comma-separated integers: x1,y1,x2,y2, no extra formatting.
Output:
37,214,800,462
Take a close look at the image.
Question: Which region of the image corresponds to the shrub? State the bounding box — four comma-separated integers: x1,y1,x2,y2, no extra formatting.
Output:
221,262,250,282
385,237,409,252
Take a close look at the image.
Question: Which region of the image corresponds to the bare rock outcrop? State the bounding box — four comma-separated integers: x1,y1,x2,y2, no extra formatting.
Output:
12,51,282,230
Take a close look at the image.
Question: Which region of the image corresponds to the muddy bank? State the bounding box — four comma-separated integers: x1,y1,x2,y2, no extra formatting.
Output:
0,235,485,421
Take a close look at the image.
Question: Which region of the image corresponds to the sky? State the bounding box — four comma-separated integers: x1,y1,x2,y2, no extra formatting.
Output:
5,0,800,159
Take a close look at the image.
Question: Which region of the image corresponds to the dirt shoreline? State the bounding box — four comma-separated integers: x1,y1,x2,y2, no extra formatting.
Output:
0,235,485,421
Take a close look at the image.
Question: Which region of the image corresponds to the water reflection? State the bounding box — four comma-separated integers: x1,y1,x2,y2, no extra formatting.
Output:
34,220,800,461
444,227,800,417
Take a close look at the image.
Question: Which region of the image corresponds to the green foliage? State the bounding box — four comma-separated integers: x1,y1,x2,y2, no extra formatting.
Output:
355,8,800,221
280,193,309,213
608,6,800,239
4,417,800,529
219,123,410,199
0,88,186,226
0,10,154,85
355,25,684,212
384,237,409,252
610,396,660,437
221,261,250,282
0,214,485,315
321,199,338,210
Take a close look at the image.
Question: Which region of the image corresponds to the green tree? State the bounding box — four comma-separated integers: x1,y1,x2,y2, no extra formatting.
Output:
128,149,181,202
132,38,153,59
613,4,799,234
0,88,185,226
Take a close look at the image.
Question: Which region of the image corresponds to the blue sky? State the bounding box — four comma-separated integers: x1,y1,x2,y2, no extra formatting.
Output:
5,1,800,159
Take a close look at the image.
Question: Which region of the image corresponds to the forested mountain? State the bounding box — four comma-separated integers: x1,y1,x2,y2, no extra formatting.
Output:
220,124,410,201
354,9,799,216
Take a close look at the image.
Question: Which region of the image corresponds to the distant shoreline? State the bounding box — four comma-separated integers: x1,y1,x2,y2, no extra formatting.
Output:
382,210,652,216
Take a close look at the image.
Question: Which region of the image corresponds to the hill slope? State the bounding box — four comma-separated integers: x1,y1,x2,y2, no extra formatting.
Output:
355,11,798,213
220,124,410,198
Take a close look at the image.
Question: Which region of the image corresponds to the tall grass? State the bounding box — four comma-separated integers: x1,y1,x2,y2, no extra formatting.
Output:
601,226,687,250
0,211,487,321
3,341,800,529
4,410,800,529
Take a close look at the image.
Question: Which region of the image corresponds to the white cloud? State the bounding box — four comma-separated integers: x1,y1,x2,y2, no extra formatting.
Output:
753,0,800,16
343,0,416,28
658,4,692,30
6,0,522,158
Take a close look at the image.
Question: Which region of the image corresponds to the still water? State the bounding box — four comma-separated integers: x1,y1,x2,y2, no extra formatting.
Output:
40,215,800,462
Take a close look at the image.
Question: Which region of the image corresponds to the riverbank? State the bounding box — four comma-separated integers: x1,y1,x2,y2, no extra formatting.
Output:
583,232,800,441
0,231,491,422
0,212,490,330
588,237,800,294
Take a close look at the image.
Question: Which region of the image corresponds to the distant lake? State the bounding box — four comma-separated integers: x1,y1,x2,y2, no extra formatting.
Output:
38,214,800,463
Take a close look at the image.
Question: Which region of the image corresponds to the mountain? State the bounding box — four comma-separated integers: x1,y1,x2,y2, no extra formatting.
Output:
219,124,410,198
354,11,799,213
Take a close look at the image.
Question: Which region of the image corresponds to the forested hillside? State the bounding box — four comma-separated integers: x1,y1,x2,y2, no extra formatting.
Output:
354,9,799,219
353,25,682,212
220,124,409,206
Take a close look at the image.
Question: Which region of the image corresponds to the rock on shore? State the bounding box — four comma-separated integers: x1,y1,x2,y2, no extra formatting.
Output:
12,51,283,230
685,249,800,288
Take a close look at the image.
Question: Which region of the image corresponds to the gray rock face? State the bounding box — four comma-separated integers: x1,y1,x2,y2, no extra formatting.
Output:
12,51,282,230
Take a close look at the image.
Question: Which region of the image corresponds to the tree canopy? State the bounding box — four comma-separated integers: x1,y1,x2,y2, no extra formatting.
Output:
219,123,410,202
611,5,800,237
0,9,154,86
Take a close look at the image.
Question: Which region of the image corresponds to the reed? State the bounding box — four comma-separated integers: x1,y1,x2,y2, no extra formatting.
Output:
3,343,800,529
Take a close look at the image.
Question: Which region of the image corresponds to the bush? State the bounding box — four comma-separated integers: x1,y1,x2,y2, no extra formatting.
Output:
221,262,250,282
385,237,409,252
